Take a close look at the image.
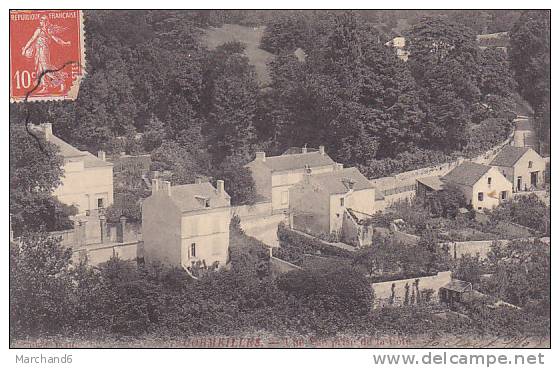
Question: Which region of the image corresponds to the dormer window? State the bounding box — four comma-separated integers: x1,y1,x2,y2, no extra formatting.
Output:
195,195,210,208
528,161,533,168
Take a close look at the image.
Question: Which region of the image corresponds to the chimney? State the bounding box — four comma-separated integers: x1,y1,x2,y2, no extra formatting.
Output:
162,181,171,196
97,150,106,161
319,145,325,155
217,180,225,196
302,146,308,154
151,178,159,195
256,151,266,162
41,123,52,139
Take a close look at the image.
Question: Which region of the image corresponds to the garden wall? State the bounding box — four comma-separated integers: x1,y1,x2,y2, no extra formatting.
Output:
372,130,515,210
371,271,452,308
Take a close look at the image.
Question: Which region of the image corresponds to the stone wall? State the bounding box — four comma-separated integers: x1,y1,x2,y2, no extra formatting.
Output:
371,130,515,210
372,271,452,307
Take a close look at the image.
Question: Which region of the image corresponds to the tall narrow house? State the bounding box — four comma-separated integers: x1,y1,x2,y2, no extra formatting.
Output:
32,123,113,214
142,179,231,272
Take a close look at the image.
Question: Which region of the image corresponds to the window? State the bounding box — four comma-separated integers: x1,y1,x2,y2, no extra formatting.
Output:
340,197,345,206
501,191,507,200
191,243,196,258
528,161,533,168
281,191,289,205
477,192,484,201
97,198,104,208
487,177,492,185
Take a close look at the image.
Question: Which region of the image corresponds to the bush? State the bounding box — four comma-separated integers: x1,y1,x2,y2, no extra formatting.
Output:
273,223,354,265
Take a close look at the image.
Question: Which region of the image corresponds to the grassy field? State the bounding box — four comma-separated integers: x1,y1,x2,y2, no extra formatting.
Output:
202,24,275,86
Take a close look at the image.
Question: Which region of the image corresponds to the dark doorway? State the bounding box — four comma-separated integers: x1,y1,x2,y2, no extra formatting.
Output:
517,177,522,191
531,171,538,187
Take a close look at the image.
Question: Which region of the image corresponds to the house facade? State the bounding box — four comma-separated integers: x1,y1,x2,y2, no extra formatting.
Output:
142,179,231,272
33,123,113,214
245,146,335,213
289,167,376,245
441,161,512,211
489,146,546,192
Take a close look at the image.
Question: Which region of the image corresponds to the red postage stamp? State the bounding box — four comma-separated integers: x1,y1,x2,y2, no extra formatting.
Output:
9,10,86,102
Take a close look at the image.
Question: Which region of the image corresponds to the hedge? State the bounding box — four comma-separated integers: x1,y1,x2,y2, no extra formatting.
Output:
273,223,354,265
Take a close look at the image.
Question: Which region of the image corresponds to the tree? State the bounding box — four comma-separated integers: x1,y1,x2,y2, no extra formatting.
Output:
453,254,483,286
214,155,257,206
10,233,75,337
490,194,549,235
9,125,76,235
425,185,466,218
204,42,259,164
484,239,549,310
276,264,373,316
406,17,482,151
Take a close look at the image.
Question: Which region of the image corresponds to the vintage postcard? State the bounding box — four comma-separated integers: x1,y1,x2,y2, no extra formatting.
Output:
8,7,551,357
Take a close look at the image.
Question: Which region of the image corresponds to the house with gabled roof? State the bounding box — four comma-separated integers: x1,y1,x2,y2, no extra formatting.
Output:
245,146,336,213
142,179,231,272
489,145,546,192
32,123,113,214
441,161,512,211
289,166,377,246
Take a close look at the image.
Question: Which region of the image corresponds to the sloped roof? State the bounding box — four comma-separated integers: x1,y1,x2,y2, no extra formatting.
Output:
260,151,335,172
442,280,472,293
417,176,444,191
489,146,531,167
309,167,373,195
168,182,230,212
46,134,112,168
442,162,491,187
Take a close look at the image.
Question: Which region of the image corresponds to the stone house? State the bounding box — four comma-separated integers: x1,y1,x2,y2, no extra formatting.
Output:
32,123,113,214
441,161,512,211
289,166,376,245
489,146,546,192
142,179,231,272
245,146,335,213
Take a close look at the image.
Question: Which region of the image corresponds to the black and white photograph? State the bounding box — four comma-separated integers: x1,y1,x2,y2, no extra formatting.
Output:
6,4,552,359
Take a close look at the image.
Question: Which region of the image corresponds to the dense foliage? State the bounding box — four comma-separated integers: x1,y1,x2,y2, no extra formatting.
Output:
489,194,549,235
9,126,77,235
509,10,550,153
10,230,549,343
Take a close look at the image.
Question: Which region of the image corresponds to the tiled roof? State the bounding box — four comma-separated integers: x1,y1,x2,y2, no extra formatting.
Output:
309,167,374,194
46,134,112,168
417,176,444,191
442,162,491,187
168,182,230,212
442,280,472,293
260,151,335,172
489,146,531,167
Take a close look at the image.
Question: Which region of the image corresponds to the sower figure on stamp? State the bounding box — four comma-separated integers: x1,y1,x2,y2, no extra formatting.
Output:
21,15,71,93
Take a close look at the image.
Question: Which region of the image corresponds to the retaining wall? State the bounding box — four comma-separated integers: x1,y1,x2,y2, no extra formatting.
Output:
372,271,452,307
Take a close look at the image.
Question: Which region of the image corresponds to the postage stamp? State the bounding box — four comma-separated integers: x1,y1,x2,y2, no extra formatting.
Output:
9,10,86,102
